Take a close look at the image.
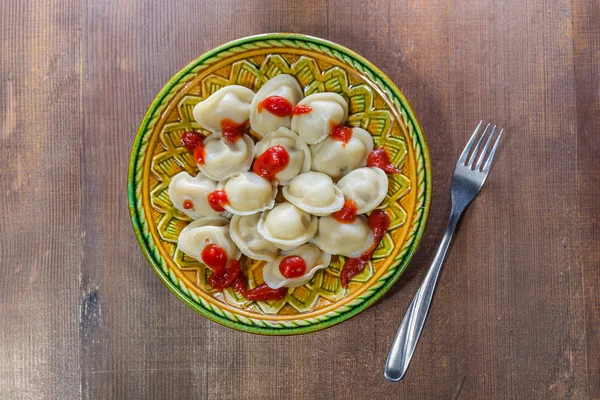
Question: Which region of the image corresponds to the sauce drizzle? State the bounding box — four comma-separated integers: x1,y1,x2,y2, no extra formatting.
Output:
329,125,353,144
367,147,400,174
252,145,290,180
207,190,228,212
220,118,247,142
182,199,194,210
332,199,357,223
279,256,307,278
258,96,312,117
201,244,228,274
340,210,391,288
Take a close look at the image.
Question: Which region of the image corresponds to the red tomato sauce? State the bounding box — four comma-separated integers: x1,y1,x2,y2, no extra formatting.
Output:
252,145,290,180
257,96,312,117
367,147,400,174
181,131,206,165
332,199,357,223
182,199,194,210
329,125,353,144
209,260,242,290
207,190,228,212
340,210,391,288
201,244,228,274
279,256,307,278
220,118,247,142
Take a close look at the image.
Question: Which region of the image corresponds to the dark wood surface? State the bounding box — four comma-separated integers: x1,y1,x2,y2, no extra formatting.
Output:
1,0,599,399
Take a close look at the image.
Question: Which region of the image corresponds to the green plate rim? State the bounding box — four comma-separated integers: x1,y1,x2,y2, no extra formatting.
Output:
127,33,432,335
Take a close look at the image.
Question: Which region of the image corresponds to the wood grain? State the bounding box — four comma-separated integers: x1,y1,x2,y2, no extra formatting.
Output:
1,0,599,398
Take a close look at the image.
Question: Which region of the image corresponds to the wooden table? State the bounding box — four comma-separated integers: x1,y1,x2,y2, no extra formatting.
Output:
1,1,598,399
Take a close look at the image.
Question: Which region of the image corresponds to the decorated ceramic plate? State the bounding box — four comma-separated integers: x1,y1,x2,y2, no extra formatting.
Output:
128,33,431,335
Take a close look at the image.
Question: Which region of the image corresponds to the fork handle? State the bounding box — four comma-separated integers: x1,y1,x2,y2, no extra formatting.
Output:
384,210,461,381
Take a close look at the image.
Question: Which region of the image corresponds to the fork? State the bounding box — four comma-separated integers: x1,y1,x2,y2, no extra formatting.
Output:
384,121,504,382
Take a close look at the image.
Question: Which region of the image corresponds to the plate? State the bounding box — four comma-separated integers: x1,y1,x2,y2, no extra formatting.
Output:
128,33,431,335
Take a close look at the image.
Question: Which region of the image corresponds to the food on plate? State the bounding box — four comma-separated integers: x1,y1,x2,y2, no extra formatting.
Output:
168,74,403,295
291,92,348,145
250,74,306,136
168,171,221,219
257,202,318,250
177,217,241,265
192,85,254,136
336,167,388,214
216,172,277,215
310,126,374,179
262,243,331,289
253,127,311,184
312,214,375,258
282,171,344,216
229,214,280,261
197,133,255,181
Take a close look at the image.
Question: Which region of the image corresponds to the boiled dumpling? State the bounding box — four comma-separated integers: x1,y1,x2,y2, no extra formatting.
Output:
262,243,331,289
312,215,374,258
198,133,254,181
193,85,255,135
229,214,279,261
257,202,318,250
336,167,388,214
253,127,311,184
177,216,241,263
290,93,348,145
217,172,277,215
168,171,221,219
250,74,304,136
282,171,344,216
310,127,374,179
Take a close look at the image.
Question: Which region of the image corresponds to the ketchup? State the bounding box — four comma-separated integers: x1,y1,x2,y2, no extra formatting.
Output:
252,145,290,180
209,260,242,290
207,190,228,212
367,147,400,174
201,244,228,274
257,96,312,117
329,125,353,144
340,210,391,288
332,199,357,223
279,256,307,278
233,277,288,301
181,131,206,165
220,118,247,142
183,199,194,210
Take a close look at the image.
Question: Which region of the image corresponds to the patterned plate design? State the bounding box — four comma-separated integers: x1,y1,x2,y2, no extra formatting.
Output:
128,33,431,335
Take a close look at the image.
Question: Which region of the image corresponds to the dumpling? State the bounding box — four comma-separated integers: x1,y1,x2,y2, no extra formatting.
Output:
168,171,221,219
336,167,388,214
262,243,331,289
257,202,318,250
229,214,280,261
177,217,241,266
253,127,311,184
198,133,254,181
217,172,277,215
291,93,348,145
312,215,374,258
250,74,304,136
193,85,255,135
282,172,344,216
310,127,374,179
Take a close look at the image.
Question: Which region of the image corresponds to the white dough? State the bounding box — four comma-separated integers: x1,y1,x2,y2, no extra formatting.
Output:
192,85,255,134
250,74,304,136
177,216,241,262
168,171,221,219
262,243,331,289
254,127,311,184
282,171,344,216
312,215,374,258
336,167,388,214
310,127,374,179
229,214,280,261
290,93,349,145
198,133,255,181
217,172,277,216
257,202,318,250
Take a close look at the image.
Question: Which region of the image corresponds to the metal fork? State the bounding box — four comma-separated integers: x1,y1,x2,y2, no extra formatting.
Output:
384,121,504,382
